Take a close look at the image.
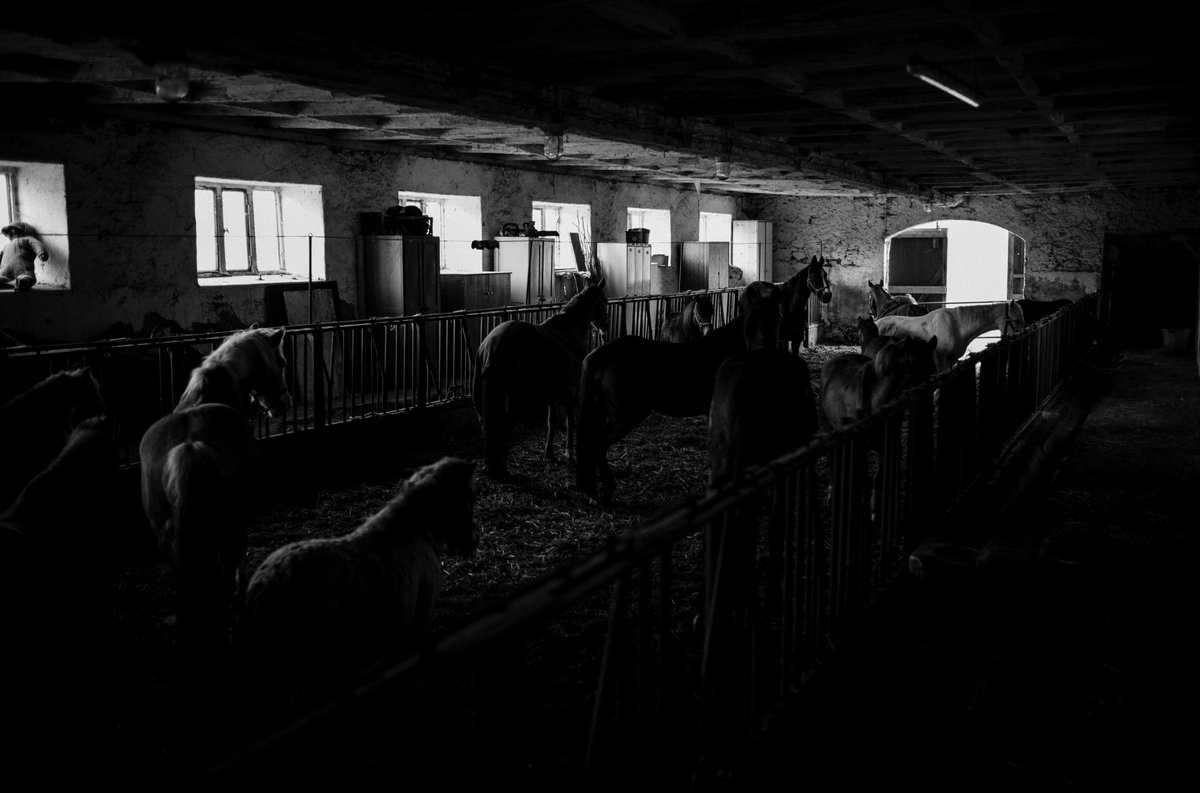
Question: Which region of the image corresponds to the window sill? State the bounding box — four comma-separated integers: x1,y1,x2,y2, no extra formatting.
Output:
197,274,325,287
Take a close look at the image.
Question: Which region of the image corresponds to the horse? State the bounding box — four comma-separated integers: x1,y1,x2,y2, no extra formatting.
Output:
707,345,818,614
659,294,715,342
472,272,608,480
138,325,292,652
0,414,121,757
575,280,787,505
1017,298,1072,326
874,301,1025,372
0,367,105,509
857,315,902,358
867,279,928,318
818,335,939,433
779,255,833,345
238,456,478,693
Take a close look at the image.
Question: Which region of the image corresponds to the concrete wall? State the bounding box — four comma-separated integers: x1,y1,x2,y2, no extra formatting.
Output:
0,115,738,343
742,191,1200,342
2,111,1196,345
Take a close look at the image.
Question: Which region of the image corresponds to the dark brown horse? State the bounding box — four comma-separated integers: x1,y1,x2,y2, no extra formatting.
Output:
0,367,105,510
707,344,818,606
780,255,833,344
659,294,715,342
818,334,938,432
575,280,791,505
472,272,608,480
867,279,928,319
138,326,292,651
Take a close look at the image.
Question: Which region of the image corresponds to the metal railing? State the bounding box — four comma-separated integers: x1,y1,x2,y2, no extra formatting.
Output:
205,296,1098,786
0,287,745,467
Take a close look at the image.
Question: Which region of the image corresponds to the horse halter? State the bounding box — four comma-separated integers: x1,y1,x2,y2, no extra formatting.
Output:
808,259,833,303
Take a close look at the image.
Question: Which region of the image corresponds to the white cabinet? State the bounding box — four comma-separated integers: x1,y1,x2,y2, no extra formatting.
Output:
494,237,556,305
595,242,652,297
733,220,774,283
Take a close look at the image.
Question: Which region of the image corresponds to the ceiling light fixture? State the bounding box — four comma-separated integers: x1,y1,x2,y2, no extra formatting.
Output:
906,57,981,108
714,159,731,180
154,61,190,102
543,132,564,160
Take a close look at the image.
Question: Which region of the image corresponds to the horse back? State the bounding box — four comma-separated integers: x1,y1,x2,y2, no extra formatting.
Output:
818,353,873,431
709,349,816,486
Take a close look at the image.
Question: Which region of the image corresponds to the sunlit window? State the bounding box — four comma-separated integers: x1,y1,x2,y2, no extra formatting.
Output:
397,191,482,272
195,181,284,276
0,169,14,228
533,200,591,270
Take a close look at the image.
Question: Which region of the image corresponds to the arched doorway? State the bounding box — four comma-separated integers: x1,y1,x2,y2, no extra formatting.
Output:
885,219,1026,356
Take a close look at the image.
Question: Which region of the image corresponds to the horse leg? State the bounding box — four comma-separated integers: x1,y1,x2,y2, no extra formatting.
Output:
481,377,512,479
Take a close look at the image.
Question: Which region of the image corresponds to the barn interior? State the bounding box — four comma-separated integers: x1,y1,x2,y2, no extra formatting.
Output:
2,2,1199,788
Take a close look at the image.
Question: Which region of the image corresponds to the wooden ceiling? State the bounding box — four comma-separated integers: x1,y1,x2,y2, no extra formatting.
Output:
4,1,1198,201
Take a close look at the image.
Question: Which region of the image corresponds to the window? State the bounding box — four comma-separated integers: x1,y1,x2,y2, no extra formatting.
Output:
627,207,671,251
0,168,15,228
195,181,284,276
397,191,482,272
699,212,732,243
532,201,592,270
0,160,70,289
195,178,324,284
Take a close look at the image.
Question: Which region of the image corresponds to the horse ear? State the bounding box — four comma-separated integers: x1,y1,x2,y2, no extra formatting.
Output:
810,255,819,266
249,322,261,330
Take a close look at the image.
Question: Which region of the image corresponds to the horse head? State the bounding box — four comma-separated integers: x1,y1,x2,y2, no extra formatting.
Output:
739,281,785,350
249,327,292,417
809,256,833,304
1002,300,1026,337
692,295,715,336
857,316,879,347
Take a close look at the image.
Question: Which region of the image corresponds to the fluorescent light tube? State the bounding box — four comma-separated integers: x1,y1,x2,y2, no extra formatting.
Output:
906,58,981,108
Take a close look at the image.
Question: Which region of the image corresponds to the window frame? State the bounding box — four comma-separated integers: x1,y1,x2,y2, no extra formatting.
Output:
0,167,17,228
532,200,592,270
195,180,286,277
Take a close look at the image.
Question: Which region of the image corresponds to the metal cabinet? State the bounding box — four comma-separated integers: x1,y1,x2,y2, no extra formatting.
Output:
439,272,511,312
680,242,730,292
595,242,653,298
733,220,774,283
359,235,441,316
494,237,556,305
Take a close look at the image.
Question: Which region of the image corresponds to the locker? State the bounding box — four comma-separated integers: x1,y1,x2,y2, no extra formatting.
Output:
359,235,441,316
680,242,730,292
494,237,556,304
733,220,774,283
595,242,653,297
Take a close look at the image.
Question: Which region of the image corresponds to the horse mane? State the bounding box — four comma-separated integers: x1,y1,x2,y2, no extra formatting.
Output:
1,367,98,411
359,457,477,542
178,328,279,409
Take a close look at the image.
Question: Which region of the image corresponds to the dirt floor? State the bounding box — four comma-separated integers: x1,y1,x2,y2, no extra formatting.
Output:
731,342,1200,792
5,341,856,784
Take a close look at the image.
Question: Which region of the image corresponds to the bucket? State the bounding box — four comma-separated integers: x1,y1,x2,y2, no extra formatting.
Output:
626,228,650,244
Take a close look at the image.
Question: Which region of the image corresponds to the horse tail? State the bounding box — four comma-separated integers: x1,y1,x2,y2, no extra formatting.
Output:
163,439,243,647
479,369,514,479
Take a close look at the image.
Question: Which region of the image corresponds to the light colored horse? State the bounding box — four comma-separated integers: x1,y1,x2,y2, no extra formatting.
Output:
138,326,291,651
874,301,1024,371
